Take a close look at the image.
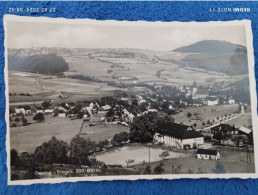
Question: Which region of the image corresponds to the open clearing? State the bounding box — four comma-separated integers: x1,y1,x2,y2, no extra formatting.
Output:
95,145,190,166
10,116,129,154
172,104,240,128
63,54,243,87
144,146,255,174
8,71,120,103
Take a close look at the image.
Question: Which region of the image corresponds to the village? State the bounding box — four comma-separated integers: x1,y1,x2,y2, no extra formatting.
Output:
9,76,254,177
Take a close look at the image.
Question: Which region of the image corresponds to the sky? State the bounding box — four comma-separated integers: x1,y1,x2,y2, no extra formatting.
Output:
6,21,247,51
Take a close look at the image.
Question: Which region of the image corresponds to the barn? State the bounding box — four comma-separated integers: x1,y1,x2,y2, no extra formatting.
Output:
196,149,220,160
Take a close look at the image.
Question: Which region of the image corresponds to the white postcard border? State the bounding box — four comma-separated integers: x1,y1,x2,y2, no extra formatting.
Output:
3,15,258,185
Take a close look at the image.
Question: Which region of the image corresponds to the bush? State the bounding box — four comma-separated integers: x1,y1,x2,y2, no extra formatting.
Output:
33,113,45,122
70,135,97,165
34,136,69,164
153,162,165,174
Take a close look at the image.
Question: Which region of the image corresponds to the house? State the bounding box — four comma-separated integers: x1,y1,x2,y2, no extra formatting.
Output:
44,108,54,114
207,97,218,106
101,105,111,111
55,106,68,112
239,126,252,135
58,110,66,118
9,108,15,116
92,102,100,113
81,107,93,117
36,107,44,113
211,124,239,135
196,149,220,160
123,109,134,123
193,89,208,99
53,107,67,117
229,96,235,104
154,122,204,149
193,99,202,107
90,116,103,123
15,107,26,115
137,95,146,104
23,106,32,115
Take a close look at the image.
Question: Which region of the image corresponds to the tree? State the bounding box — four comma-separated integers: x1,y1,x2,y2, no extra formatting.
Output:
34,136,69,164
106,108,115,118
187,112,192,118
188,169,194,174
33,113,45,122
42,101,51,109
213,132,224,144
161,101,169,110
11,149,19,166
143,165,152,174
97,139,110,151
22,118,28,126
125,159,135,167
111,132,129,146
129,112,174,143
212,161,226,174
14,117,20,124
153,162,165,174
70,135,97,165
159,151,170,161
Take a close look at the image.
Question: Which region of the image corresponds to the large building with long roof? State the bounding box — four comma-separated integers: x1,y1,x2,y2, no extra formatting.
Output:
154,122,204,149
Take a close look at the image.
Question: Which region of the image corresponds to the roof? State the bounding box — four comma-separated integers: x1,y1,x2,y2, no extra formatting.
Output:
196,149,219,155
195,89,207,95
156,122,203,140
23,106,31,110
193,99,202,104
55,106,67,112
208,97,218,101
211,124,238,132
239,126,252,134
101,105,111,111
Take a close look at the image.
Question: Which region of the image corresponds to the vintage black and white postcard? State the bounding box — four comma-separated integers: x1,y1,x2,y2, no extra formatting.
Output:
4,15,258,185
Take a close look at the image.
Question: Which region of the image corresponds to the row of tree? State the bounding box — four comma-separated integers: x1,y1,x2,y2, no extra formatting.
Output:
11,136,110,170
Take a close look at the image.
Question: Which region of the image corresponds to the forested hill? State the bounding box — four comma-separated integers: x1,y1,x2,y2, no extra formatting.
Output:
173,40,248,75
8,54,69,75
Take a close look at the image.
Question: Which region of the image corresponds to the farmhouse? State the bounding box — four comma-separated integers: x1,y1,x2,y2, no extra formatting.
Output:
193,99,202,107
23,106,32,115
58,110,66,118
211,124,239,135
44,108,54,114
15,107,26,115
154,123,204,149
36,107,44,113
101,105,111,111
196,149,220,160
193,89,208,99
207,97,219,106
239,126,252,136
53,107,67,117
228,96,235,104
